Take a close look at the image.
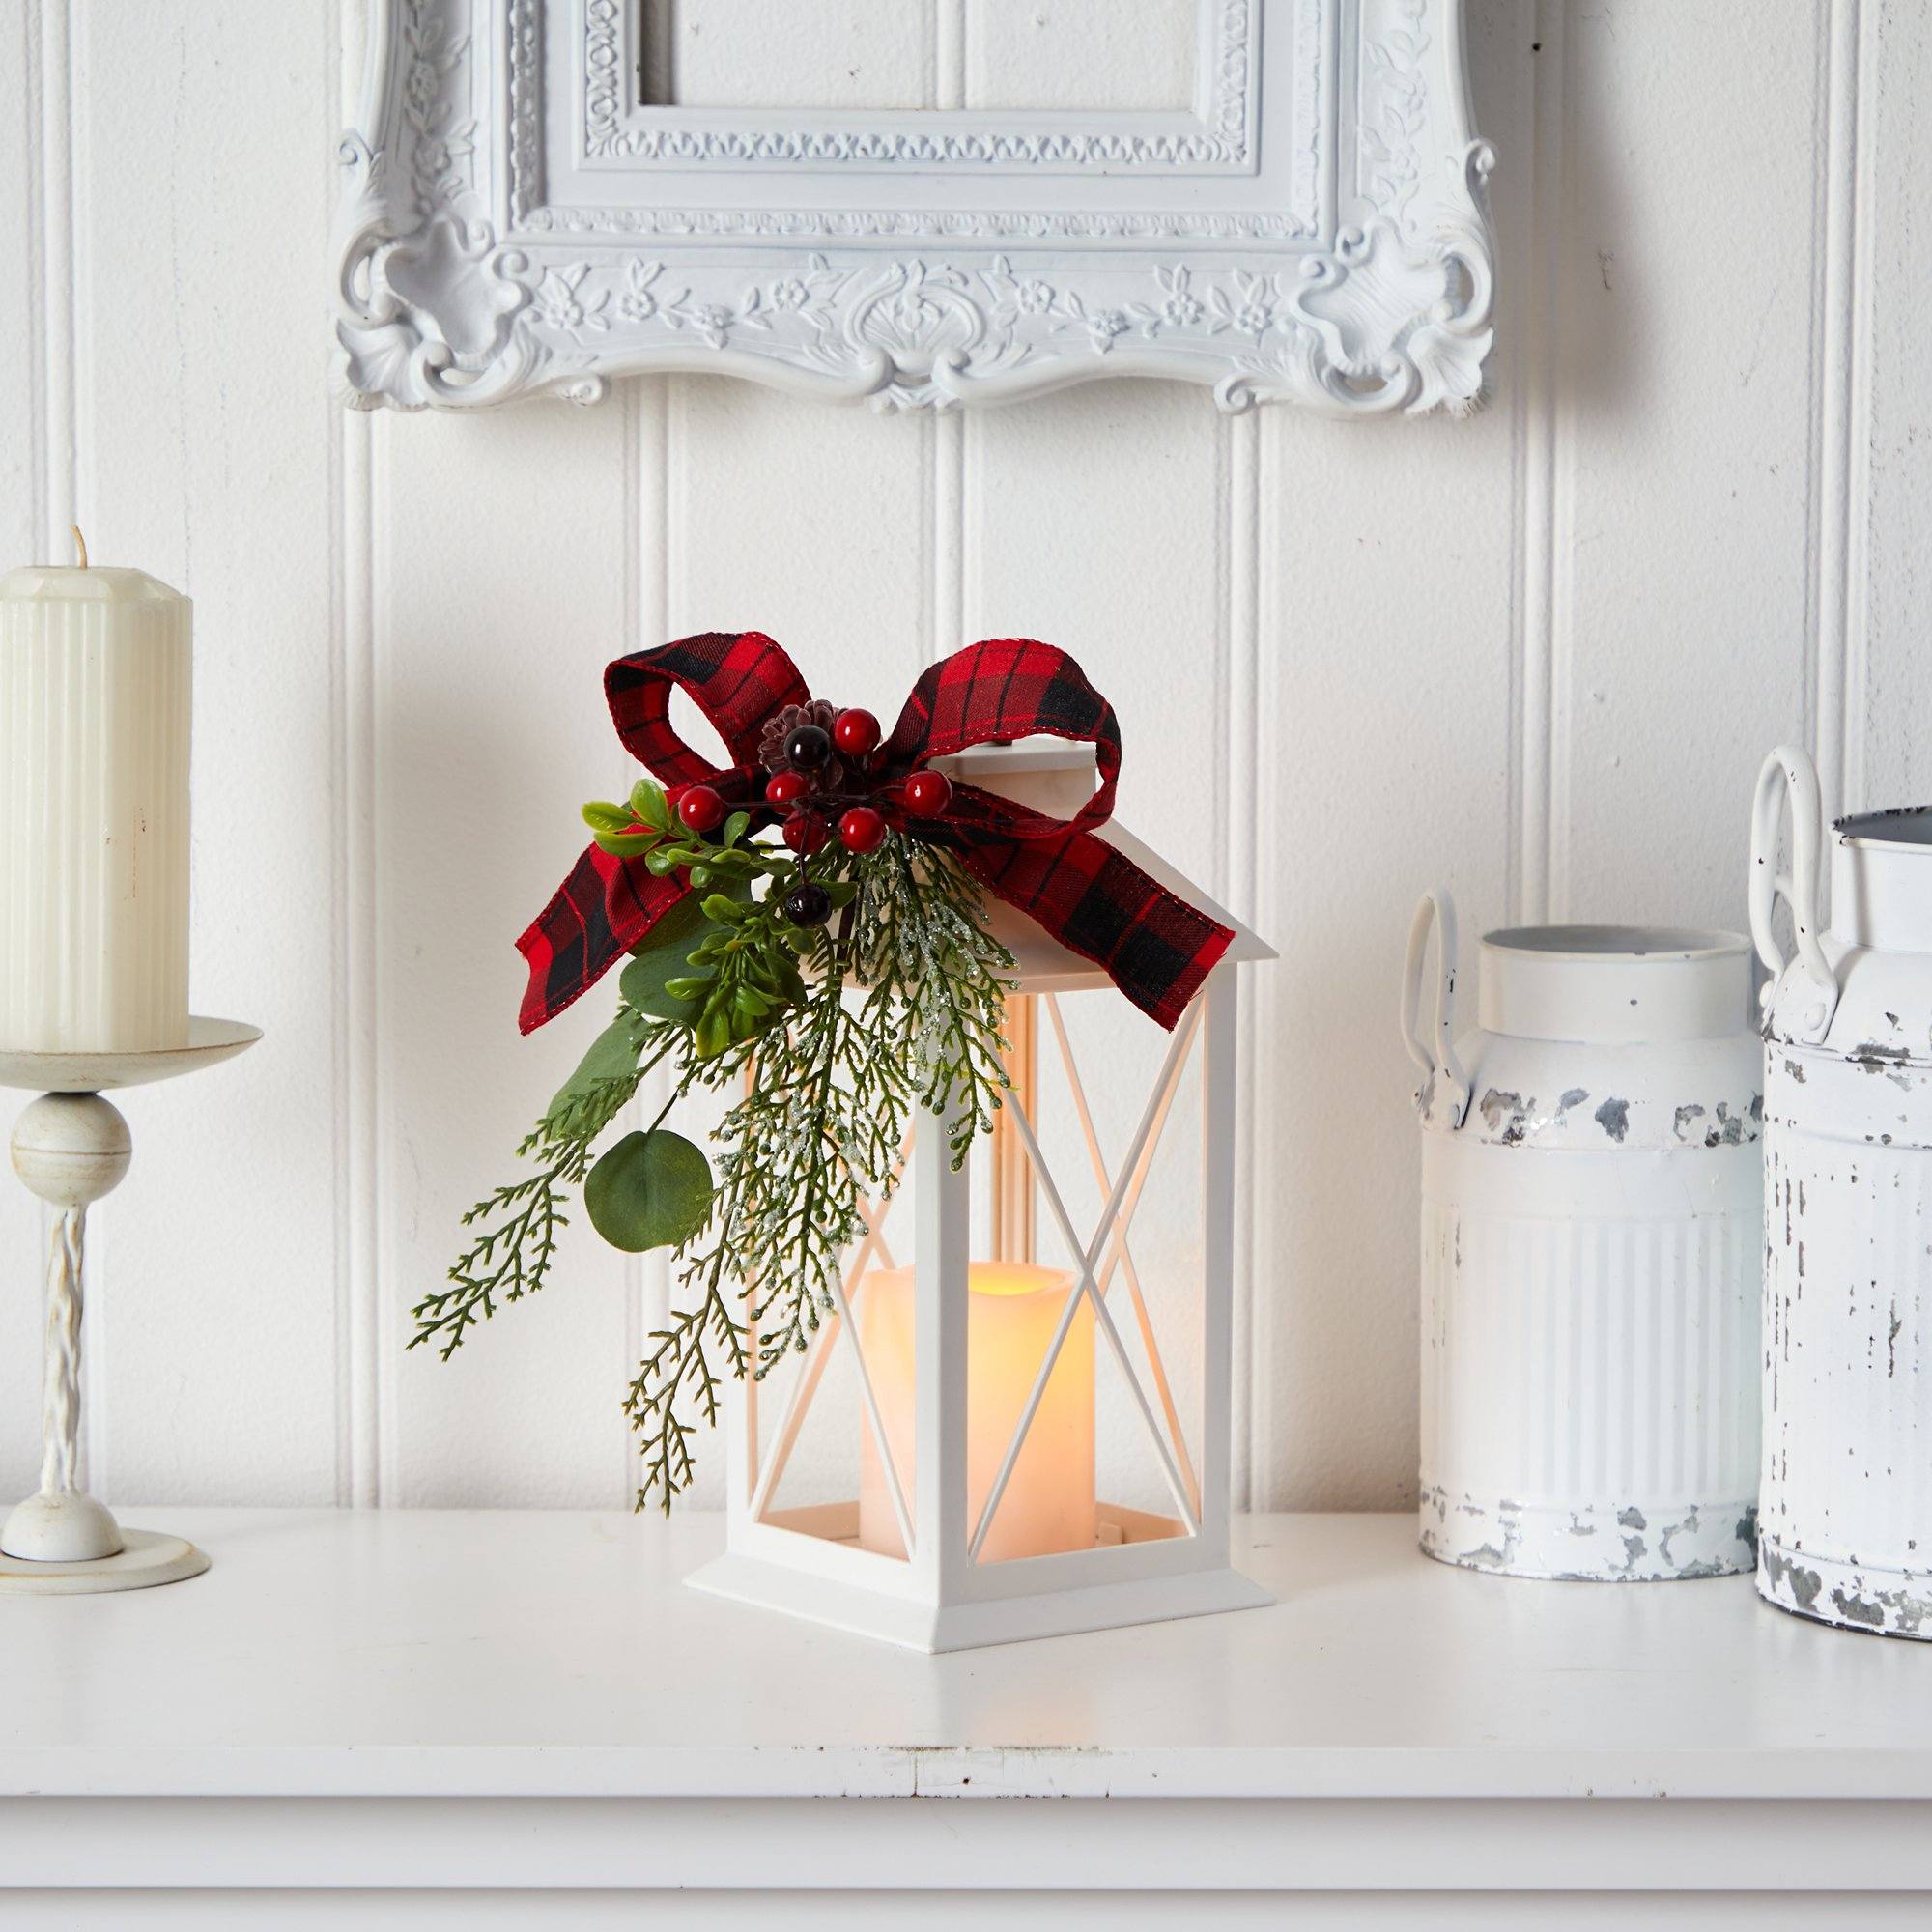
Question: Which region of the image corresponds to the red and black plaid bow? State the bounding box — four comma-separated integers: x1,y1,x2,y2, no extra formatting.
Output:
516,632,1234,1035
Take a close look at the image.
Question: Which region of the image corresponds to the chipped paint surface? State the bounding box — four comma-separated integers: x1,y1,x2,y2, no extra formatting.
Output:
1478,1087,1534,1146
1759,1041,1932,1637
1419,1486,1755,1581
1440,1037,1759,1153
1415,924,1760,1584
1748,754,1932,1637
1760,1536,1932,1637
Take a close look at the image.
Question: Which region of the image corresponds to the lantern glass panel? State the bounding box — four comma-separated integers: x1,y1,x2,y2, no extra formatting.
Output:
745,1099,920,1557
964,986,1207,1564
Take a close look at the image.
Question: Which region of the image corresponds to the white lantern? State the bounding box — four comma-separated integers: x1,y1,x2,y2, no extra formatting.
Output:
688,743,1275,1651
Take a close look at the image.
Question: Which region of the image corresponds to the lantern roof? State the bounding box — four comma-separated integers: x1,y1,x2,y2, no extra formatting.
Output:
931,741,1277,993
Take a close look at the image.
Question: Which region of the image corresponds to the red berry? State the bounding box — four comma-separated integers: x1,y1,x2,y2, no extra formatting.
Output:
677,784,726,834
902,769,953,816
833,708,881,757
765,770,810,808
782,810,829,856
838,806,887,854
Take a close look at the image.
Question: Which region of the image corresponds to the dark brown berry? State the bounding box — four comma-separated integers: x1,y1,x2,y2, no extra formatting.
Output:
782,882,832,927
784,724,833,770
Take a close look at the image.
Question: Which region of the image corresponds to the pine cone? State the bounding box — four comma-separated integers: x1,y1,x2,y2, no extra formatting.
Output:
758,698,846,789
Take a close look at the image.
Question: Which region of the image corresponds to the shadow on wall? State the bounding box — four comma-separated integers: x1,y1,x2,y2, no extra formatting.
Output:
1463,0,1636,423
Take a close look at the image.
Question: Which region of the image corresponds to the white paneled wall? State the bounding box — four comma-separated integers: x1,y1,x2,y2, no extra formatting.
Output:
0,1,1914,1514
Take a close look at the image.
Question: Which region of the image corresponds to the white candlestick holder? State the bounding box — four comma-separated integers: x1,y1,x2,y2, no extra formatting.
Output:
0,1017,259,1595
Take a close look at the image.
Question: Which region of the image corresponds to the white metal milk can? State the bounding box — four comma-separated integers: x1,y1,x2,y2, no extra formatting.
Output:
1753,745,1932,1636
1403,893,1763,1580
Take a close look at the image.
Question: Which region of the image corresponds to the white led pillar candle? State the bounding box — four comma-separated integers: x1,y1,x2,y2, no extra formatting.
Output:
0,538,191,1053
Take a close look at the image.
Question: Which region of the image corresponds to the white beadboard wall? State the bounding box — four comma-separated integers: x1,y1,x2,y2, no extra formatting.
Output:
0,0,1916,1514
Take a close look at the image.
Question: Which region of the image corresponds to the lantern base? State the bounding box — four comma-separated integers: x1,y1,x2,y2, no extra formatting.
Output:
687,1548,1272,1653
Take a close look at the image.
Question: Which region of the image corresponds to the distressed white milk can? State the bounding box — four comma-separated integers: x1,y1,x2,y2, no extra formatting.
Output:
1403,894,1763,1579
1753,746,1932,1636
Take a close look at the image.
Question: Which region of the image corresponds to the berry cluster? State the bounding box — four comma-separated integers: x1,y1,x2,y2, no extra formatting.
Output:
667,706,955,929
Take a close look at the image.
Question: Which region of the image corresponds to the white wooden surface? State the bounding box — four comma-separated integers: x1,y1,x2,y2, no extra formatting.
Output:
3,1509,1932,1917
0,2,1918,1519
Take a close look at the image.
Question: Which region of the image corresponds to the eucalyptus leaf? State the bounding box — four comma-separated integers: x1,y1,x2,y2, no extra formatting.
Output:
545,1009,650,1126
584,1130,714,1253
619,895,713,1021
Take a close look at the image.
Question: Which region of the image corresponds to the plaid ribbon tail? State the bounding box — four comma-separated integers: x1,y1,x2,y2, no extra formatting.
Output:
884,638,1235,1029
516,843,690,1036
959,823,1234,1032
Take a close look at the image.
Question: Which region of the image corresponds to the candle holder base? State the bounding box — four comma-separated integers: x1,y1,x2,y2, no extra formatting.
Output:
0,1017,260,1598
1,1487,123,1562
0,1526,208,1596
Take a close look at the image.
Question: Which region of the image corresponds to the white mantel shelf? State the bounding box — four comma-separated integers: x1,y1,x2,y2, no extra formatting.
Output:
5,1508,1932,1908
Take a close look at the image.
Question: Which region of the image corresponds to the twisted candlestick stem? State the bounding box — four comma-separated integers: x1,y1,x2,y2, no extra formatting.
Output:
3,1092,130,1562
1,1062,250,1586
39,1205,87,1496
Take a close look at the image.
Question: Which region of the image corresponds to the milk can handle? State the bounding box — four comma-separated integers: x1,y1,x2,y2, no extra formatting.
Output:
1749,745,1839,1042
1401,890,1471,1127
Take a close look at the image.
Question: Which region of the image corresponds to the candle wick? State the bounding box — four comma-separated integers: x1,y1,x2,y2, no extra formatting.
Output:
71,526,88,570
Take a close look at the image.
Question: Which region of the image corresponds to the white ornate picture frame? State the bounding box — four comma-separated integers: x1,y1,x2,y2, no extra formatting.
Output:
335,0,1494,414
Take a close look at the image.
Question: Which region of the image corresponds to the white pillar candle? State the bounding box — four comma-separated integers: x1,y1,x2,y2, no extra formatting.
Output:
858,1262,1095,1564
0,544,191,1053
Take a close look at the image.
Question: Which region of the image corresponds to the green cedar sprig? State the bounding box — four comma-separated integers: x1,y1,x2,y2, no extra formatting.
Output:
412,1027,663,1359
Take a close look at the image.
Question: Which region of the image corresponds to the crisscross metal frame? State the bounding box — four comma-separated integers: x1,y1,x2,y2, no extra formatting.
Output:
969,997,1205,1562
1042,993,1203,1521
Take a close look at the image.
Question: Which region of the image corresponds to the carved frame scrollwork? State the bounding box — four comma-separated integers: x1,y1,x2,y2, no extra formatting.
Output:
334,0,1495,415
